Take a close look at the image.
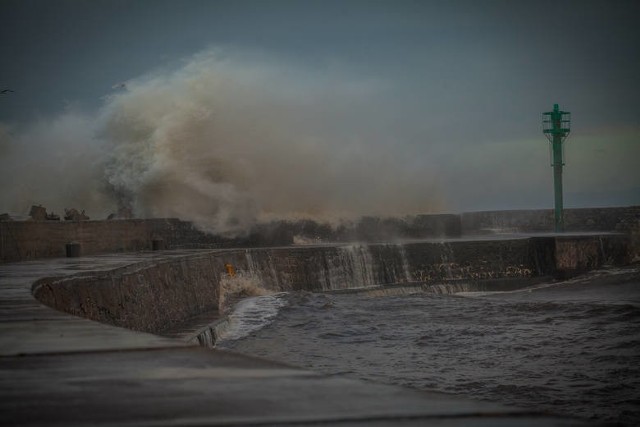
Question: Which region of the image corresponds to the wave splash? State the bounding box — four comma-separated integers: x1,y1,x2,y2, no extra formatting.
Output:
216,293,288,342
0,50,443,235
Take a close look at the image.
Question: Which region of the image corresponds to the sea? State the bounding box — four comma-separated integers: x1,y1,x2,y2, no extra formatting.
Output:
216,268,640,426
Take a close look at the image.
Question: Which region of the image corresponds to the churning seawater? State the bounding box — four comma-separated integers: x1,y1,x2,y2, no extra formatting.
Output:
216,269,640,425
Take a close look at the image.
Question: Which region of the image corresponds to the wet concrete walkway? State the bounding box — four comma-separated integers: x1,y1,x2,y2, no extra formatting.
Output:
0,251,593,426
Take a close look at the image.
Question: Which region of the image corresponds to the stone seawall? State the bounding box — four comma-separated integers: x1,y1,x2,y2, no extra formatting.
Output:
0,218,282,263
4,206,638,263
461,206,640,234
33,253,232,334
33,235,629,335
1,216,460,263
1,220,154,262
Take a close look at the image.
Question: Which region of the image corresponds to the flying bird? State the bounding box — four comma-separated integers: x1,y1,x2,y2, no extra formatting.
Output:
111,82,127,90
1,89,15,94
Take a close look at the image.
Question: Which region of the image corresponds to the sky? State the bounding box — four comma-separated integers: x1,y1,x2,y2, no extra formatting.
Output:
0,0,638,232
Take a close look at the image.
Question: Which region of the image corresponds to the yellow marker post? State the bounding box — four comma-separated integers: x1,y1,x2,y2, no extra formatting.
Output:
224,263,236,277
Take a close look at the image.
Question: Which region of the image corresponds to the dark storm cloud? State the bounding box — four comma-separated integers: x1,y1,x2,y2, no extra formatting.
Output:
2,0,638,125
0,0,638,222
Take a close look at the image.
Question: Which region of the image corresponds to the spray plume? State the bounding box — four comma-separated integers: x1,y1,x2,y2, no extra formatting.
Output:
0,50,443,234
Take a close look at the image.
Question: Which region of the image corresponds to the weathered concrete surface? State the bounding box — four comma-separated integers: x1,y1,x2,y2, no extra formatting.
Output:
32,252,227,334
4,206,636,263
555,235,631,276
31,235,629,336
0,253,591,426
0,215,461,263
461,206,640,234
0,254,188,356
2,348,586,427
0,220,157,262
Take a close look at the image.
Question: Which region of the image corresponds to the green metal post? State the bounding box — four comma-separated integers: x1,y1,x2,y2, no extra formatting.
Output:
543,103,570,233
552,132,564,232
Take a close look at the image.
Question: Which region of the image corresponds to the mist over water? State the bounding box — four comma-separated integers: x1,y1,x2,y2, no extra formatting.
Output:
0,50,444,234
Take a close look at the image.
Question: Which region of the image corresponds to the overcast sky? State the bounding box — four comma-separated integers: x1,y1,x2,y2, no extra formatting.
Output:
0,0,638,225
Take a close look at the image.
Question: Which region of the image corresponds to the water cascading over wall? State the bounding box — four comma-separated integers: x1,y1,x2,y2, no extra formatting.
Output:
240,243,421,292
240,239,555,294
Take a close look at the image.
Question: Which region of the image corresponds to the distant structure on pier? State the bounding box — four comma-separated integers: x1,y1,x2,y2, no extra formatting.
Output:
542,103,571,232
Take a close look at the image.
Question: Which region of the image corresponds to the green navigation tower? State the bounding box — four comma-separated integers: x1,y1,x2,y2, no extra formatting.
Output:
542,103,571,232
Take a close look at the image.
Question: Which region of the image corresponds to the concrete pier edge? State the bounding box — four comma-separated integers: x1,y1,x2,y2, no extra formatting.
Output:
2,234,629,425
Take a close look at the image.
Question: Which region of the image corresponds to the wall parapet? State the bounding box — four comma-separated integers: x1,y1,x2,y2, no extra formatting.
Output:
3,206,638,263
32,234,629,336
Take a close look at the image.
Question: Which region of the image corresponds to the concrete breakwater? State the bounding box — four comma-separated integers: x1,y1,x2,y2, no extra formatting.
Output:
33,234,630,338
7,254,592,426
461,205,640,234
0,215,461,263
3,205,639,263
